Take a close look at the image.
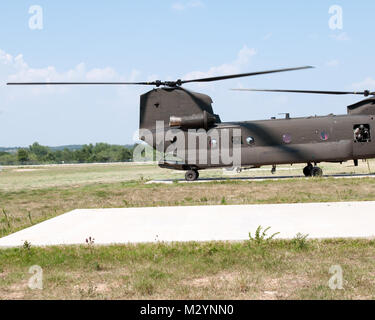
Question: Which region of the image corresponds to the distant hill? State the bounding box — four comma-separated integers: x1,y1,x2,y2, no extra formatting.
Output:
48,145,86,151
0,147,20,153
0,144,135,154
0,145,84,153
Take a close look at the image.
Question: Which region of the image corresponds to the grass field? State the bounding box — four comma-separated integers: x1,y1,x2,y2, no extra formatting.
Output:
1,239,375,300
1,161,375,299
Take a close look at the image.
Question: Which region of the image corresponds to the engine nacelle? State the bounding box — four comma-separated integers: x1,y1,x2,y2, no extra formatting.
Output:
169,111,217,130
347,98,375,115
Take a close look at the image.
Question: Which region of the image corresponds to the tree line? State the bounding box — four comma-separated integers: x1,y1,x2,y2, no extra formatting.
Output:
0,142,135,165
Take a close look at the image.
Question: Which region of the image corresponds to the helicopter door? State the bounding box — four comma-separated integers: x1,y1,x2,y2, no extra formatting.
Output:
353,124,371,157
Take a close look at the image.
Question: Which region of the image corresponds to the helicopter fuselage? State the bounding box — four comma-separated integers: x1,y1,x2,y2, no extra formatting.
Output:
158,113,375,171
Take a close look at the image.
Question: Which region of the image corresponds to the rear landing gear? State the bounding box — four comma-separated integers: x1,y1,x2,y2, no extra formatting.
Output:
185,170,199,181
303,163,323,177
312,166,323,177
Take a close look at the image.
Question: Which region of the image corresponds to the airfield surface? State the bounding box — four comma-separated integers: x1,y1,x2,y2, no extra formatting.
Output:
1,201,375,247
147,173,375,184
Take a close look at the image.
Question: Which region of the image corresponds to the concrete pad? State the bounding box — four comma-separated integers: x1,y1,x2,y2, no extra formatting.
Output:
1,201,375,248
147,173,375,184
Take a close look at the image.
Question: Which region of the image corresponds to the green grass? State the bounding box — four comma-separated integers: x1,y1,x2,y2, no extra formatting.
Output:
1,239,375,299
1,160,374,192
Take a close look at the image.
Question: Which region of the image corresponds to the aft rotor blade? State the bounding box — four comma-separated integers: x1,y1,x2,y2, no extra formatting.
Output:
231,88,374,96
181,66,314,84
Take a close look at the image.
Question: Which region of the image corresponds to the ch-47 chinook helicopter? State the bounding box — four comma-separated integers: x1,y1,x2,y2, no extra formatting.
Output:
7,65,375,181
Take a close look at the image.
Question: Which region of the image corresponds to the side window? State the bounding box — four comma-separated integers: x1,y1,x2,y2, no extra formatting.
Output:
246,136,255,145
282,133,292,144
354,124,371,143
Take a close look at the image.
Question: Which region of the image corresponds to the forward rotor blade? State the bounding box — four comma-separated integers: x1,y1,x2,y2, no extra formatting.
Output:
181,66,314,84
6,66,314,87
231,88,374,96
7,81,157,86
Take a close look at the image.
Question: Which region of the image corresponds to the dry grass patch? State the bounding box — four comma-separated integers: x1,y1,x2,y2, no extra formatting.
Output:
1,240,374,300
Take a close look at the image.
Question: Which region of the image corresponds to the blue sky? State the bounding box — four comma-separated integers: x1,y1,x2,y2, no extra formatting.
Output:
1,1,375,146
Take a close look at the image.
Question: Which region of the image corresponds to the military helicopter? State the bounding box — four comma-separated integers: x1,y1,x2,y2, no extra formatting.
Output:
7,66,375,181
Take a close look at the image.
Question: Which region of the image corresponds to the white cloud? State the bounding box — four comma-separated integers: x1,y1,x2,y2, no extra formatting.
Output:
330,32,350,41
326,59,340,67
7,61,120,83
172,0,204,11
0,49,14,65
182,45,256,83
0,48,146,146
1,48,141,96
352,77,375,90
1,46,256,93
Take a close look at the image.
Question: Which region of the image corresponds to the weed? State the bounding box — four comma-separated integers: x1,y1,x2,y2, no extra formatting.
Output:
249,226,280,246
221,197,227,205
22,240,32,251
27,211,33,225
2,209,10,229
247,226,280,258
86,236,95,254
291,233,309,251
86,236,95,246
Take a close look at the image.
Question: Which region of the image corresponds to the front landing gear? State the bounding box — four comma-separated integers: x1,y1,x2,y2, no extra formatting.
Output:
303,163,323,177
185,170,199,181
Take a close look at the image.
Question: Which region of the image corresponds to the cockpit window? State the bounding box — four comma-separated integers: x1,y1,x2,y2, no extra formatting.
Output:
354,124,371,142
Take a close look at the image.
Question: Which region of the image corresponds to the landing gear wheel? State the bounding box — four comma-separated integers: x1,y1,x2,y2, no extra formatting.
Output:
271,165,276,175
311,167,323,177
303,164,313,177
185,170,199,182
